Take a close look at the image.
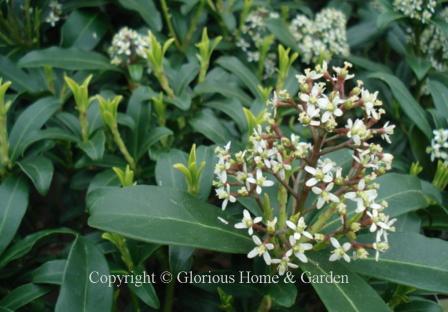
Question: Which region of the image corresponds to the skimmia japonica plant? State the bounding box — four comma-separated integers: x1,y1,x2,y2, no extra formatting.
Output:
1,0,448,311
213,62,396,274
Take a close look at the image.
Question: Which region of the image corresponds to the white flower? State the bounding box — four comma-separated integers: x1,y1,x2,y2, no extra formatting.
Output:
305,162,333,187
318,95,344,123
312,182,340,209
361,89,382,120
289,236,313,263
271,249,299,275
300,84,324,105
381,121,395,144
329,237,351,262
373,241,389,261
234,209,262,235
215,184,236,210
266,217,277,233
247,169,274,194
247,235,274,265
427,129,448,162
286,217,313,240
296,68,323,84
344,180,379,213
346,119,370,145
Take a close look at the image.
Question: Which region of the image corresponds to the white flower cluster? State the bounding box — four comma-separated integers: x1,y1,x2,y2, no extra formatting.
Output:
427,129,448,162
393,0,437,23
237,7,279,77
420,8,448,71
108,27,151,66
214,62,396,275
289,8,349,64
45,1,62,27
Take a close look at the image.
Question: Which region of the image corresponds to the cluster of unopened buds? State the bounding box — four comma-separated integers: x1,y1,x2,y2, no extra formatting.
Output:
214,61,397,275
236,7,279,77
108,27,151,66
393,0,437,23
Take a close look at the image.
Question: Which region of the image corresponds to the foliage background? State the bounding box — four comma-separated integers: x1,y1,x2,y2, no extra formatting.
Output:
0,0,448,311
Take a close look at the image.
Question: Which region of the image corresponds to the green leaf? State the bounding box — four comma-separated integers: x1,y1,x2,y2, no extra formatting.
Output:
266,18,298,51
169,246,193,275
0,55,42,93
204,99,247,133
117,0,161,31
9,97,61,160
87,185,253,253
31,260,66,285
350,232,448,293
196,145,217,201
155,149,187,190
0,283,49,310
61,10,107,50
377,10,404,29
126,86,154,159
217,56,261,98
18,155,54,196
347,20,379,48
428,79,448,119
368,72,432,138
0,228,74,269
406,53,432,80
19,47,118,71
142,127,172,152
190,109,232,144
266,282,297,308
87,169,120,195
396,298,443,312
301,253,391,312
78,131,106,161
0,176,28,255
348,55,391,73
128,266,160,308
55,236,113,312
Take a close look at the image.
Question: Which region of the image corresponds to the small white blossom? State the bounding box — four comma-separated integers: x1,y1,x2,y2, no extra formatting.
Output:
215,184,236,210
234,209,262,235
312,182,340,209
286,217,313,240
329,237,351,262
247,169,274,194
247,235,274,265
271,250,299,275
289,236,313,263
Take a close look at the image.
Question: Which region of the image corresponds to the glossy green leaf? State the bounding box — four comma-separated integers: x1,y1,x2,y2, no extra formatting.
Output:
350,232,448,293
406,53,432,80
0,176,28,255
301,253,391,312
117,0,161,31
55,236,113,312
196,145,217,201
18,155,54,196
428,79,448,119
87,185,253,253
31,259,66,285
266,282,297,308
19,47,118,71
266,18,298,51
78,131,105,161
0,283,49,310
0,55,42,93
9,97,61,160
368,72,432,138
204,99,247,132
128,266,160,309
169,246,194,275
0,228,74,269
396,298,443,312
217,56,261,98
61,10,107,50
190,109,232,144
155,149,187,190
